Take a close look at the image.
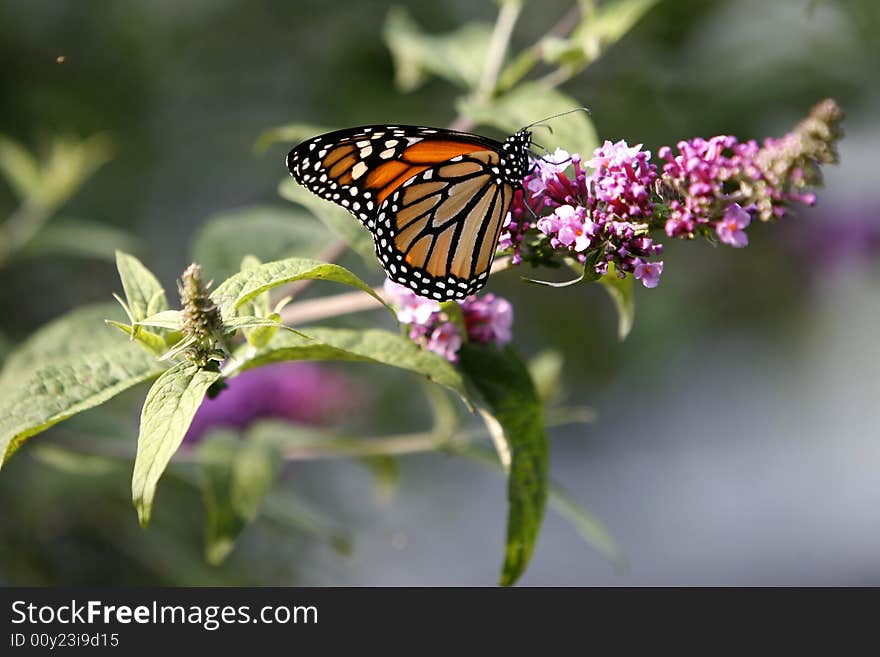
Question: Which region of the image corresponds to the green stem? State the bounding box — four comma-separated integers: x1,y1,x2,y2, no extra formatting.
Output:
450,0,523,132
260,430,455,461
269,237,349,305
476,0,523,104
277,255,514,326
497,4,583,93
537,65,578,89
49,405,589,466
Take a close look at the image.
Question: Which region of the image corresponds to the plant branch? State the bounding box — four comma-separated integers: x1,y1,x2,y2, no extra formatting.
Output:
45,403,591,468
278,255,515,326
497,4,583,93
270,238,350,305
449,0,522,132
537,65,578,89
279,288,385,325
476,1,522,105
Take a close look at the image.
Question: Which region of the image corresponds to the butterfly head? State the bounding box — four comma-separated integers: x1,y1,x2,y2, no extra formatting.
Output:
500,129,532,187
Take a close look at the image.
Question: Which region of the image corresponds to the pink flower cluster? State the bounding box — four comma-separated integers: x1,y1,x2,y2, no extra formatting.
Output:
658,135,762,245
502,142,665,287
383,279,513,362
495,100,842,289
185,362,362,442
498,189,533,265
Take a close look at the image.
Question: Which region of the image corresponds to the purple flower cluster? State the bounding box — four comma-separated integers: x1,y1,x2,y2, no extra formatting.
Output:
658,135,761,242
503,142,665,287
185,362,362,442
462,293,514,345
383,279,513,362
658,99,843,246
495,99,842,289
498,189,533,265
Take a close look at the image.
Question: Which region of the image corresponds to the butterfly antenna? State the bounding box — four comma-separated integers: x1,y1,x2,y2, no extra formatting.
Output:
528,146,548,160
535,152,575,167
522,107,591,131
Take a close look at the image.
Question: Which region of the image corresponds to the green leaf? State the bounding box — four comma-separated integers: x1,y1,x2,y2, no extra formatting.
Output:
115,250,168,322
31,444,120,477
383,7,493,92
254,123,335,156
135,310,183,331
223,315,289,332
278,179,375,264
529,0,658,80
219,314,307,344
0,302,166,468
568,0,659,67
0,303,129,386
105,320,171,356
0,135,41,200
211,257,386,319
191,205,336,281
458,344,548,586
527,349,564,403
132,362,222,526
457,82,599,155
237,326,468,401
597,265,635,341
240,254,262,271
0,344,164,469
241,313,283,348
237,255,270,317
198,430,282,565
21,217,141,261
37,133,114,210
234,255,277,346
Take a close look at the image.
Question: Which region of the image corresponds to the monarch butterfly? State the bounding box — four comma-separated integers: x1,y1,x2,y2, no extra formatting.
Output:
286,124,532,300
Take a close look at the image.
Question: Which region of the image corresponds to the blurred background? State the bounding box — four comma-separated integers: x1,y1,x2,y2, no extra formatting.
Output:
1,0,878,585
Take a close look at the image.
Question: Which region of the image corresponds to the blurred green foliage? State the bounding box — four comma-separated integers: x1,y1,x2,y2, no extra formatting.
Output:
0,0,876,585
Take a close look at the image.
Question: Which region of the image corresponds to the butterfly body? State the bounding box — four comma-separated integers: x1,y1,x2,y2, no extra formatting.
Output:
287,124,531,299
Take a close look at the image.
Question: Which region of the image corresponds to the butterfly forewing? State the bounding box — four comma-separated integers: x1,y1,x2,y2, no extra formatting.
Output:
287,124,531,299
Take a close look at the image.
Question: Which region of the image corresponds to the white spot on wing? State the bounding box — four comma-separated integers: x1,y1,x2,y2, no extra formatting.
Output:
351,162,368,179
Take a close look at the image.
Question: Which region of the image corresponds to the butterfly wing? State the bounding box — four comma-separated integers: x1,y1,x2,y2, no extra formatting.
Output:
287,125,523,299
287,125,500,222
376,151,513,299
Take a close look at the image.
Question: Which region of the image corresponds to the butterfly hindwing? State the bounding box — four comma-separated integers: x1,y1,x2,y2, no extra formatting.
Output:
375,151,513,299
287,124,532,299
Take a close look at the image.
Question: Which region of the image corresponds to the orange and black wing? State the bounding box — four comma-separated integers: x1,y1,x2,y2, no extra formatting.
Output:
375,150,513,299
287,124,528,299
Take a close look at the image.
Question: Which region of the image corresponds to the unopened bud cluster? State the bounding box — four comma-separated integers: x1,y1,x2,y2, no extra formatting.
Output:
179,263,225,368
